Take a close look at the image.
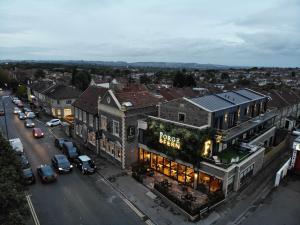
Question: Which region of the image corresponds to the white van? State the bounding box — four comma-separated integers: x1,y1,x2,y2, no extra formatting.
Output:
9,138,24,153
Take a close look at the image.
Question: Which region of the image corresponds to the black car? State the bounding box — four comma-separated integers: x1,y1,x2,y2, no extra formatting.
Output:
54,138,70,150
22,168,35,185
24,119,35,128
74,155,97,174
51,154,73,173
18,112,26,120
62,142,79,161
19,153,30,169
36,165,57,183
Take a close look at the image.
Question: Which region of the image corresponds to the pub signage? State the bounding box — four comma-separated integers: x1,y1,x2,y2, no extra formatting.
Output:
159,132,181,149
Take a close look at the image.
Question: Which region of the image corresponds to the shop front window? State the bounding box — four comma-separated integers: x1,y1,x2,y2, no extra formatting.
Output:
163,158,171,176
186,167,194,186
139,148,144,161
170,161,178,179
144,151,151,163
157,156,164,173
151,153,157,170
178,164,186,183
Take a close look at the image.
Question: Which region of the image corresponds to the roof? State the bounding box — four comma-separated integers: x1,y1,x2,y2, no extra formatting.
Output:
115,91,161,109
190,95,235,112
79,155,91,161
29,80,55,93
190,89,267,112
159,87,199,101
44,84,82,100
72,85,108,114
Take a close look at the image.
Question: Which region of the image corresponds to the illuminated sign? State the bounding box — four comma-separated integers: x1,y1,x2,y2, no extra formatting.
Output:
159,132,180,149
293,142,300,151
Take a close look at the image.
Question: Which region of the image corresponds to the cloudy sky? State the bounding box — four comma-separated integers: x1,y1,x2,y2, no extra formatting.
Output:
0,0,299,67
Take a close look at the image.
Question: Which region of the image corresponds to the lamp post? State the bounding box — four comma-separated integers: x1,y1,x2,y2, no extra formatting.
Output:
2,96,9,139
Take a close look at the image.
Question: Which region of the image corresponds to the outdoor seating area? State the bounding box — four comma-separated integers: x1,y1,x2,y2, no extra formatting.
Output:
214,145,250,165
152,173,209,216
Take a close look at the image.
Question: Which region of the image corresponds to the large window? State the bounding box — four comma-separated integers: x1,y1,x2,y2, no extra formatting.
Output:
75,108,78,119
163,158,171,176
82,111,87,123
113,120,119,136
78,109,82,121
100,115,107,130
89,114,94,127
178,113,186,122
88,132,96,146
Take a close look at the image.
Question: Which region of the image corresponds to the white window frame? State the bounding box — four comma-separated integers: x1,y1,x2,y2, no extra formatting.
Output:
82,111,87,123
112,120,119,137
100,115,107,131
89,114,94,127
75,107,78,119
78,109,82,121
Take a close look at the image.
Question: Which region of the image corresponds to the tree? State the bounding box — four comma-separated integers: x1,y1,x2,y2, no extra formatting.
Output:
185,74,196,87
140,75,151,84
237,78,250,86
173,71,185,88
34,69,45,79
221,72,229,80
71,70,91,91
0,133,29,225
16,84,27,98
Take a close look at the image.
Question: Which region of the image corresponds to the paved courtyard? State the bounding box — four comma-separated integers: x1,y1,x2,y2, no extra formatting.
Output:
241,174,300,225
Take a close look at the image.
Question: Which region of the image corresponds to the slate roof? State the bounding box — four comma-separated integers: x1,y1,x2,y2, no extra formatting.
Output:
72,86,108,115
190,89,267,112
44,84,82,100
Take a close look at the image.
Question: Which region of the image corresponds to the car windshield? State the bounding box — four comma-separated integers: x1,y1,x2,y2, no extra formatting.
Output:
58,157,70,166
41,166,54,176
68,147,78,156
27,120,33,123
82,160,94,168
23,168,33,176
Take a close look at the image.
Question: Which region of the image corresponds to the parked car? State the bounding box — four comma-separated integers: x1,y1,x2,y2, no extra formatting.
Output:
36,165,57,183
292,128,300,136
19,153,30,169
51,154,73,173
46,119,61,127
17,101,24,108
0,109,4,116
22,168,35,185
62,142,79,161
13,107,21,114
32,128,44,138
9,138,23,153
24,119,35,128
12,97,19,104
18,112,26,120
54,138,70,150
74,155,97,174
23,108,31,114
26,112,36,119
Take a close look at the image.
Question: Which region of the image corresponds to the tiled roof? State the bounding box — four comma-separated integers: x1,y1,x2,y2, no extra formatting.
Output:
72,86,108,114
159,87,199,101
44,84,82,100
29,80,54,92
234,89,265,100
115,91,160,109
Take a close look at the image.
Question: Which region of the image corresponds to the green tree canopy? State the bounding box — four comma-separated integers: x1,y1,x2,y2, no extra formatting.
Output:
0,133,29,225
71,70,91,91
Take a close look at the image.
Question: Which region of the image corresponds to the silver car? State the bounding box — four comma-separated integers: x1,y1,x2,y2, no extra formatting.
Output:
24,119,35,128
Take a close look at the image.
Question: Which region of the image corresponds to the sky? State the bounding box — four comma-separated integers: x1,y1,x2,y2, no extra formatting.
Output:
0,0,299,67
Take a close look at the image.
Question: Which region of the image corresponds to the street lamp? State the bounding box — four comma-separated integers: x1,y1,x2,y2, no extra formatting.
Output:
1,96,9,139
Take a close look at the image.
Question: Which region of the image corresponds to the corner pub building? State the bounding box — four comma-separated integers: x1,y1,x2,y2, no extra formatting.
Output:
138,89,277,196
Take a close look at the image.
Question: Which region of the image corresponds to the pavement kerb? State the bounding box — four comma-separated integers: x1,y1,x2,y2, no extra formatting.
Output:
46,125,156,225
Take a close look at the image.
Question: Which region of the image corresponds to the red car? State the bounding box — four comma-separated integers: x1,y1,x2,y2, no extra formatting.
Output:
17,102,24,108
32,128,44,138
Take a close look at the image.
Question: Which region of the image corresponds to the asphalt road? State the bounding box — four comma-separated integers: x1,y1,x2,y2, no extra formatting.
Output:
0,91,144,225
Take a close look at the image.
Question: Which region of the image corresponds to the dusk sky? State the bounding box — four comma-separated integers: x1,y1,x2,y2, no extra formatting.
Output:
0,0,299,67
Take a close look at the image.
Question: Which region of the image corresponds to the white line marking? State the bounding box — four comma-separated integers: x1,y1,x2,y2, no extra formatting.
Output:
145,219,156,225
123,198,144,218
26,195,40,225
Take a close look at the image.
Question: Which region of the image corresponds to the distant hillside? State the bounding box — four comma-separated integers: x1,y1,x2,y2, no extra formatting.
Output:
0,60,235,69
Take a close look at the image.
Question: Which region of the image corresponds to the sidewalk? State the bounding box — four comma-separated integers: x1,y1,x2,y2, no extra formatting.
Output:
50,126,195,225
49,125,292,225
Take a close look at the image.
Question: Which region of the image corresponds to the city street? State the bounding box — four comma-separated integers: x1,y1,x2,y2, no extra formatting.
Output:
0,91,144,225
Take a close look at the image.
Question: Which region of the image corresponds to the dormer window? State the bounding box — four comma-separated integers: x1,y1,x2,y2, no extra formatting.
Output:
178,113,186,122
